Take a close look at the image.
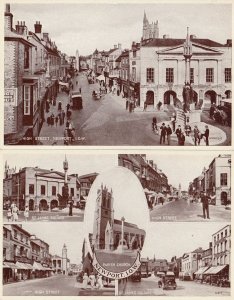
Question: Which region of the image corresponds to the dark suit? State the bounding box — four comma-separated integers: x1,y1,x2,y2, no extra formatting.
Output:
201,194,210,218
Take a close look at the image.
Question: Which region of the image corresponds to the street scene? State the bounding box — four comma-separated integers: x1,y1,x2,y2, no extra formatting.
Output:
3,152,116,222
118,154,231,222
4,3,232,146
118,223,231,296
3,223,115,296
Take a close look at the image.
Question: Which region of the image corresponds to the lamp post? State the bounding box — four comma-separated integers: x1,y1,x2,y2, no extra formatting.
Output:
16,176,20,209
121,217,125,252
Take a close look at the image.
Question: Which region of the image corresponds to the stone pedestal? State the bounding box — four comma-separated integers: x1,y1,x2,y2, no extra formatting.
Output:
186,110,202,124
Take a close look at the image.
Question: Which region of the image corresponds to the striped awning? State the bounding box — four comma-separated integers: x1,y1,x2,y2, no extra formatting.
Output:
194,266,210,275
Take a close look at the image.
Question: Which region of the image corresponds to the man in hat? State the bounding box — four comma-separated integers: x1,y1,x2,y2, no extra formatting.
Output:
175,125,182,145
160,123,167,145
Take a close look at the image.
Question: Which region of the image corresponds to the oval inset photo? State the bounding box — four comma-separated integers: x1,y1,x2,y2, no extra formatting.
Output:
83,166,149,279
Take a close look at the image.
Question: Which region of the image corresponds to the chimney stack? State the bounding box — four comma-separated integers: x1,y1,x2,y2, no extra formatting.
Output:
114,44,117,49
34,21,42,34
118,43,122,49
43,32,49,43
163,34,169,39
5,3,13,31
190,34,197,39
226,39,232,47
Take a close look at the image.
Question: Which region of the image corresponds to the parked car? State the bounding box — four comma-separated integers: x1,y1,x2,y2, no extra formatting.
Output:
162,272,177,290
130,270,141,282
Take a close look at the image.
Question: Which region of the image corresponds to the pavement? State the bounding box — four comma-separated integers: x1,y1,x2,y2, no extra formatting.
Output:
118,275,230,296
3,274,115,296
3,209,84,222
150,198,231,222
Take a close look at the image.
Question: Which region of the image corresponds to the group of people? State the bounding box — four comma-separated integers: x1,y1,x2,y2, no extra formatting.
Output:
210,103,230,126
82,272,104,290
152,115,210,146
7,204,29,222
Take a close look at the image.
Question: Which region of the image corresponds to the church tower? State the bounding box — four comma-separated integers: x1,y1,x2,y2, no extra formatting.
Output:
93,184,114,250
62,243,68,275
142,11,159,41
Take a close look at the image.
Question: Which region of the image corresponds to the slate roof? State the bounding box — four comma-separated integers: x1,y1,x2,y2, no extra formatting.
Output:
143,38,225,48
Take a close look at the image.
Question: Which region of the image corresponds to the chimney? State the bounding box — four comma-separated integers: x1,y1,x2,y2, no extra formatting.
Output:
209,242,212,249
226,39,232,47
190,34,197,39
114,44,117,49
149,160,153,167
43,32,49,43
118,43,122,49
5,3,13,31
34,21,42,34
163,34,169,39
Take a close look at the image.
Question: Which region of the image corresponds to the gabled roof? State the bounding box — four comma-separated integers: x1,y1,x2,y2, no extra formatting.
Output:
115,50,129,62
143,38,225,48
5,28,34,47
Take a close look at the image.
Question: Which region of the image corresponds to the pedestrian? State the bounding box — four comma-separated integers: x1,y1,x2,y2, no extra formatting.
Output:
201,192,210,219
68,201,73,216
185,123,191,136
143,101,147,111
166,124,172,145
47,116,51,126
7,208,12,222
152,117,157,133
76,80,78,85
50,114,55,126
79,87,81,93
160,123,167,145
12,204,19,222
58,101,62,111
66,103,70,112
24,205,29,222
179,132,186,146
126,100,129,110
193,125,200,146
82,273,89,289
175,125,182,145
62,110,65,124
200,125,210,146
89,272,96,289
64,129,69,145
55,116,58,127
96,274,103,289
171,113,176,132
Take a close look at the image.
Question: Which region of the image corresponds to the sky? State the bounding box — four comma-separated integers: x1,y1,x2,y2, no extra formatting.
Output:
3,151,117,177
9,2,232,56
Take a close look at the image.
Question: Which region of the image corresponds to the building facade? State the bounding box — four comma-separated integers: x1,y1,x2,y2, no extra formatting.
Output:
140,34,232,109
3,160,79,211
181,247,203,280
212,225,231,267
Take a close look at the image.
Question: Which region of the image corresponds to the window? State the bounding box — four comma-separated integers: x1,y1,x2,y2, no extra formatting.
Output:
190,68,194,83
24,46,30,69
14,230,18,239
206,68,214,83
166,68,174,83
29,184,34,194
220,173,227,186
225,68,231,83
146,68,154,83
24,86,30,115
52,186,56,196
3,228,7,239
133,51,136,58
132,67,136,82
70,188,74,197
225,229,227,237
41,185,46,195
3,248,6,260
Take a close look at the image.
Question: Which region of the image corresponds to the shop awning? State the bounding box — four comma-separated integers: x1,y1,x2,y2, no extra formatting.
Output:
194,266,210,275
3,262,21,269
15,261,31,269
203,265,228,275
24,263,33,270
33,261,45,270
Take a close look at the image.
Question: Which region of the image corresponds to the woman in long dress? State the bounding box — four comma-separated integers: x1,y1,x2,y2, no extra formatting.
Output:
89,272,96,289
82,273,89,289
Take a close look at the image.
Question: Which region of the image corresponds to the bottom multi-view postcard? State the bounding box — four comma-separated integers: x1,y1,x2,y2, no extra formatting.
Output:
2,151,232,296
3,222,231,296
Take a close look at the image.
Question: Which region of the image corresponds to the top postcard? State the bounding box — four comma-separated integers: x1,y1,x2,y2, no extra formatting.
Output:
3,2,232,146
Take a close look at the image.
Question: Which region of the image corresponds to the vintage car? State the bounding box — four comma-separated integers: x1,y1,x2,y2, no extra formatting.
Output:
162,272,177,290
92,90,101,100
130,270,141,282
70,92,83,109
